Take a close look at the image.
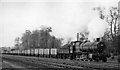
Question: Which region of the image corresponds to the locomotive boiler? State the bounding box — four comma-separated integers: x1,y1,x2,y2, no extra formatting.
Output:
80,41,106,53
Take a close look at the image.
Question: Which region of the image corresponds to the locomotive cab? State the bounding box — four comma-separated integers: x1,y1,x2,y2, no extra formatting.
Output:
69,41,82,60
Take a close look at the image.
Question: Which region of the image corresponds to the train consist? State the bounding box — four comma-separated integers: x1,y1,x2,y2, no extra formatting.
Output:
4,38,109,62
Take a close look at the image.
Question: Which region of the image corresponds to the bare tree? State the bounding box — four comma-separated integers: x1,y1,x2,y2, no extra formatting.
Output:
93,7,119,41
21,30,31,49
14,37,20,50
93,6,119,55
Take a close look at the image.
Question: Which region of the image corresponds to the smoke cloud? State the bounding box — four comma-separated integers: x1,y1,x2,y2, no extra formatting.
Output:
87,17,108,41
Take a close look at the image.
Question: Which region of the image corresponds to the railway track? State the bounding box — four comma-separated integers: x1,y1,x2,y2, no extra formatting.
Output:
2,55,120,70
2,55,84,69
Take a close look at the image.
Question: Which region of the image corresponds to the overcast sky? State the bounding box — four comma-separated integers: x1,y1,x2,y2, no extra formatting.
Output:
0,0,118,47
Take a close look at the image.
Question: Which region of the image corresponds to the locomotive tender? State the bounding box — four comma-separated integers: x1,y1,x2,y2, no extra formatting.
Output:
4,38,108,62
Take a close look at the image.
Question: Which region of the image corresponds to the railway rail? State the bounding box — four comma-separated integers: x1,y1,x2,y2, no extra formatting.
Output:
2,55,120,70
2,55,84,69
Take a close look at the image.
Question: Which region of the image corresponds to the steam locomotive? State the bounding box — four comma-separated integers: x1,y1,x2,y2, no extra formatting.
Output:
4,38,109,62
68,38,108,62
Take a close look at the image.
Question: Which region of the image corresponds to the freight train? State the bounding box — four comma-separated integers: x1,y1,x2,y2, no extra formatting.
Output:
3,38,109,62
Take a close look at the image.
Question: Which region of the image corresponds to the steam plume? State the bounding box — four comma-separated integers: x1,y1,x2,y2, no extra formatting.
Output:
87,17,108,41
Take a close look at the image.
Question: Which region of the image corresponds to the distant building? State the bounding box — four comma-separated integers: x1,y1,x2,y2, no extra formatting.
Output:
1,47,11,53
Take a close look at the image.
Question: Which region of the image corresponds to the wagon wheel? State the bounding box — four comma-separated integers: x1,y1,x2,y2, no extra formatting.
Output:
84,58,90,62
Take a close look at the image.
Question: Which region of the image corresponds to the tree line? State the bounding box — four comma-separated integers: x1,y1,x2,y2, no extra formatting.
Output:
14,26,63,50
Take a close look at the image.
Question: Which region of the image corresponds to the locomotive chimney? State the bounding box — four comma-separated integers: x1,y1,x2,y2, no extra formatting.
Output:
77,33,79,41
96,38,100,42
